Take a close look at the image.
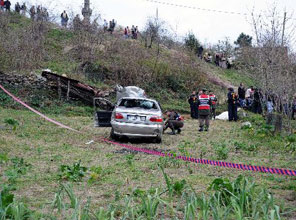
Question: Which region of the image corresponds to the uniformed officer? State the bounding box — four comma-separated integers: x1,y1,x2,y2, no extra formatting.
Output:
188,91,198,119
197,88,212,131
209,90,217,119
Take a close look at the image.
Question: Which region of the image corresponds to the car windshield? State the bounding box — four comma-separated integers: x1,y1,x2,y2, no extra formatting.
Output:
119,99,158,110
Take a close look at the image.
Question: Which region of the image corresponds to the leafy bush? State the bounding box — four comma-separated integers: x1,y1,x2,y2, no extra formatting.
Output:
0,185,14,217
213,143,229,160
10,157,31,175
158,153,182,168
0,92,12,106
0,153,9,164
159,163,187,197
125,154,135,166
88,166,103,184
234,141,258,153
4,118,19,129
256,124,274,137
59,160,87,182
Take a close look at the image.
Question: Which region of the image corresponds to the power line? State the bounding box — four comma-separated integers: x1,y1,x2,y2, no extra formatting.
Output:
143,0,248,16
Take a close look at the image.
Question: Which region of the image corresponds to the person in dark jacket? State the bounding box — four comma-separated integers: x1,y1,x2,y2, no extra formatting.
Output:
227,88,238,121
252,88,263,114
238,82,246,108
197,46,203,59
188,91,198,119
163,111,184,135
15,2,20,13
4,0,11,11
20,3,26,15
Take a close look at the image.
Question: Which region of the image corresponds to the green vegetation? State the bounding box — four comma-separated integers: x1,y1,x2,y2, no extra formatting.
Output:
221,69,255,87
1,106,296,219
0,13,255,113
59,160,88,182
1,11,296,220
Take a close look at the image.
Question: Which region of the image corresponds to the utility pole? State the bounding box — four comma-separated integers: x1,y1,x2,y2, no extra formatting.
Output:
281,11,287,47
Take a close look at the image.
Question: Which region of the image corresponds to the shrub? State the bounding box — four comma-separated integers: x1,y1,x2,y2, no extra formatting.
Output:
4,118,19,127
88,166,103,184
213,143,229,160
10,157,31,175
59,160,87,182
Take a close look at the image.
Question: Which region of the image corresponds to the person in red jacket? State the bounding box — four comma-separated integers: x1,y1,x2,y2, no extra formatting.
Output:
197,88,212,131
209,90,217,119
0,0,4,10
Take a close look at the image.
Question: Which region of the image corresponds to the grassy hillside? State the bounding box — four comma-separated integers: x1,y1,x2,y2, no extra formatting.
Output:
0,13,255,113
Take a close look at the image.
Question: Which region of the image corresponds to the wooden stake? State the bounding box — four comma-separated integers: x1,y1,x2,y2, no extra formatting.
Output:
67,80,70,101
58,77,61,100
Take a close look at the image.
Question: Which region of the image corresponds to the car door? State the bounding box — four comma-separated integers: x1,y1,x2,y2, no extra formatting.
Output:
95,111,112,127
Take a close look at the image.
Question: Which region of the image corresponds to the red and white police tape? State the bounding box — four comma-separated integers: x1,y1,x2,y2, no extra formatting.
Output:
1,84,296,177
103,138,296,176
0,84,79,133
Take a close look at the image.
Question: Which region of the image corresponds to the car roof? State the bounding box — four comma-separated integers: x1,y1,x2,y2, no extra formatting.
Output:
119,97,158,102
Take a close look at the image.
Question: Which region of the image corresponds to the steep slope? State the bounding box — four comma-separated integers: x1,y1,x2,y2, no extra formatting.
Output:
0,13,254,112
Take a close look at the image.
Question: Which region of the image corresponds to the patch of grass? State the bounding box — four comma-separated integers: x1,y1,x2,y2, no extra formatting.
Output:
44,60,77,75
47,28,74,41
221,69,255,87
0,106,296,218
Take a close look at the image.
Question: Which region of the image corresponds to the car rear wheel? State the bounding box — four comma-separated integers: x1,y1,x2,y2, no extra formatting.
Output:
155,135,162,143
110,128,120,141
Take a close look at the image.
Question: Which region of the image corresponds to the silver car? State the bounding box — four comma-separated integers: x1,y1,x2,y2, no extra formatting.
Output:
94,97,164,143
110,97,163,143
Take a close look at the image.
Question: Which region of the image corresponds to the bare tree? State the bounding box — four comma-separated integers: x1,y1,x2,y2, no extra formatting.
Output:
213,37,234,58
142,16,167,49
238,4,296,132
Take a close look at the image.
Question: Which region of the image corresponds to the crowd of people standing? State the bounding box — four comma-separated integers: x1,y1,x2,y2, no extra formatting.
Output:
103,19,116,34
187,83,296,134
123,25,139,39
0,0,11,11
188,89,217,131
1,0,26,13
29,5,49,21
237,83,296,119
0,1,49,22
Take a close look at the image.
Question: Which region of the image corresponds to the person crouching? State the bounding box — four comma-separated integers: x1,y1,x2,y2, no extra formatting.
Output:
163,111,184,135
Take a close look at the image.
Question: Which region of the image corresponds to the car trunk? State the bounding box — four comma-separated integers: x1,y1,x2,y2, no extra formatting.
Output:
114,107,161,124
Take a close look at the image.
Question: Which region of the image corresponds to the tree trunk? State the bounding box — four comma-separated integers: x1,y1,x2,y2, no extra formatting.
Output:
274,113,283,134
